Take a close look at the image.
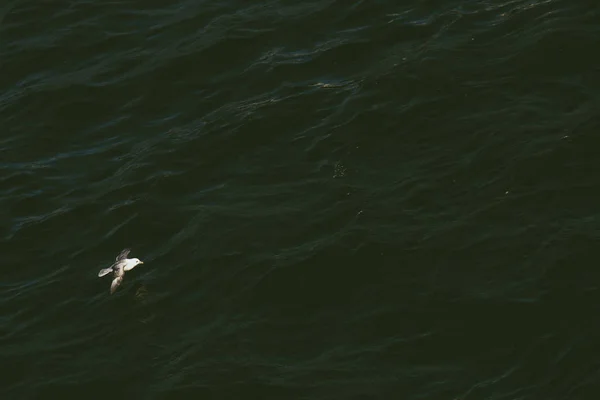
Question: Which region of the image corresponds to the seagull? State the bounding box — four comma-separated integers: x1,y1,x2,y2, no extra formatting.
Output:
98,248,144,294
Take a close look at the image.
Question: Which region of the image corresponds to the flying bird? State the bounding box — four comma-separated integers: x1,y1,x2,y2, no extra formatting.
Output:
98,248,144,294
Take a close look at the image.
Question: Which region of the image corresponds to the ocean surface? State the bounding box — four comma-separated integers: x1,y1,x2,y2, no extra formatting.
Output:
2,0,600,398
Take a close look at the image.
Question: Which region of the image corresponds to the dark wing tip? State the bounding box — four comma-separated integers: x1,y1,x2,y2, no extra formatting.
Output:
116,248,131,261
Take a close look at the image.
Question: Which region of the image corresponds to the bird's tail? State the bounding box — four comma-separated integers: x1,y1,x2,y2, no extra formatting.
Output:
98,267,113,277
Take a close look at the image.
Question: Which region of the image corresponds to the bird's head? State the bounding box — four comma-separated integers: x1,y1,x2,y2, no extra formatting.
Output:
124,258,144,271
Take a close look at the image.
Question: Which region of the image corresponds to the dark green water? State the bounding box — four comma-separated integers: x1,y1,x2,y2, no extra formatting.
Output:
2,0,600,398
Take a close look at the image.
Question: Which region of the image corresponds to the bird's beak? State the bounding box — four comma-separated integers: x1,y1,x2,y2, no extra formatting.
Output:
140,261,144,264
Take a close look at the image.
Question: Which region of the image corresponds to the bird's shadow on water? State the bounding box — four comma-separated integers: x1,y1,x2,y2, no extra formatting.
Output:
114,279,171,322
98,280,149,306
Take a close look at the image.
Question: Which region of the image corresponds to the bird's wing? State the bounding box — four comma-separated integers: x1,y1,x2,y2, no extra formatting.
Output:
110,277,123,294
98,267,113,278
116,248,131,261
